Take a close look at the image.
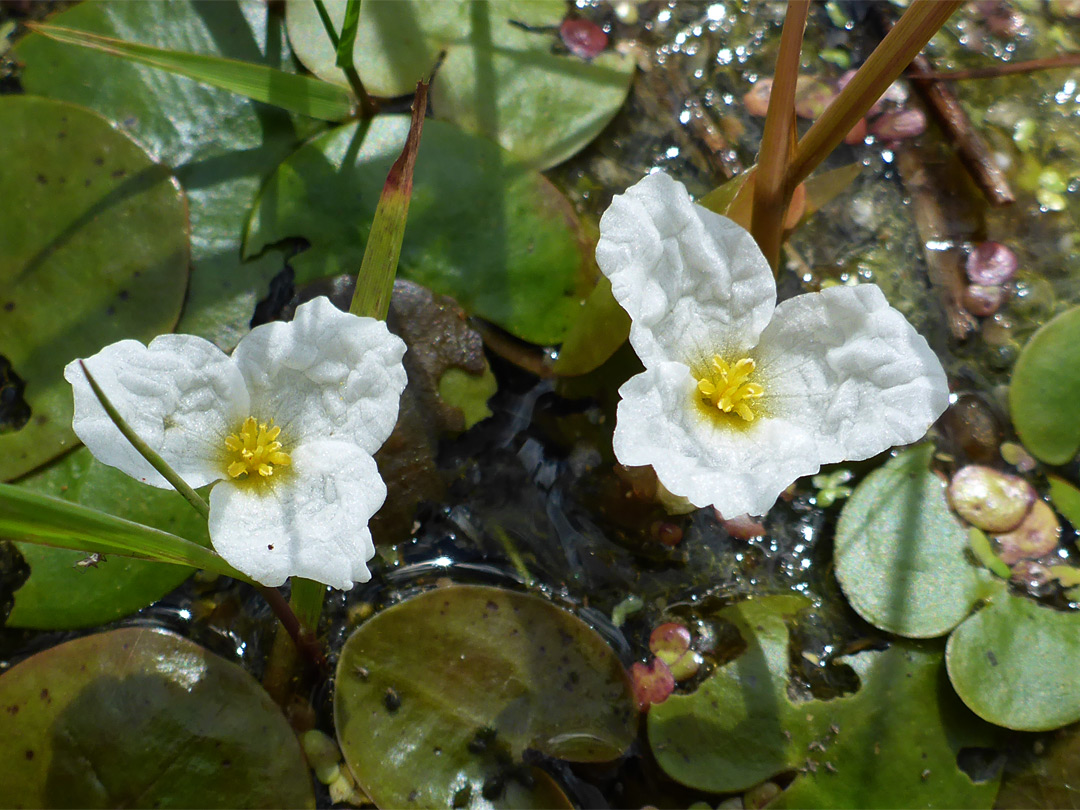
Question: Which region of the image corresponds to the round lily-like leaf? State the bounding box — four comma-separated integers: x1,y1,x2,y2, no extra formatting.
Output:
5,448,209,629
835,445,987,638
15,0,323,351
1009,305,1080,465
0,627,315,808
334,584,635,808
244,115,592,345
947,590,1080,731
0,95,188,481
285,0,634,169
647,596,1001,807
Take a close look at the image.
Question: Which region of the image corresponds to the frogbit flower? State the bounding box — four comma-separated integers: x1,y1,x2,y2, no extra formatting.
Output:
596,172,949,518
63,296,407,590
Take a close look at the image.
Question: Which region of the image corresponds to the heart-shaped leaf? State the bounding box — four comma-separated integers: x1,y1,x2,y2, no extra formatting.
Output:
647,596,1001,807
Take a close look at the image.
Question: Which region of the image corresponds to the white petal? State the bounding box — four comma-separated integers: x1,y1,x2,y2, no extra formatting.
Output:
64,336,249,488
208,440,384,589
754,284,950,464
613,363,823,517
595,171,776,367
231,296,408,454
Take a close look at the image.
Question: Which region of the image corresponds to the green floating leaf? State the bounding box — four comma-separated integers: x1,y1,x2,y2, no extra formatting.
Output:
648,596,1001,808
334,584,636,808
0,94,188,481
1048,475,1080,531
947,590,1080,731
4,448,216,630
1009,305,1080,465
0,627,314,808
835,445,986,638
27,22,356,121
16,0,323,350
244,115,592,345
285,0,635,170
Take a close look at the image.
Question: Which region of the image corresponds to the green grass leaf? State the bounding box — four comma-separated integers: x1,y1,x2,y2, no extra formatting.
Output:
28,21,355,121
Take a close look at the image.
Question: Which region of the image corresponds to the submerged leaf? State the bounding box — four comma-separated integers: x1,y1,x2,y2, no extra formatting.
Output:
334,585,635,808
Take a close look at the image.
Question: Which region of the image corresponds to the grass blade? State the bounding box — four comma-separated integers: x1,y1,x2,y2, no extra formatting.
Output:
26,22,356,121
349,80,429,320
0,483,244,578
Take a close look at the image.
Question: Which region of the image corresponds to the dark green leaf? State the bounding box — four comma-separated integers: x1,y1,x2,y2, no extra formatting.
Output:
285,0,635,169
27,22,355,121
0,95,188,481
244,115,592,345
15,0,324,350
0,627,315,808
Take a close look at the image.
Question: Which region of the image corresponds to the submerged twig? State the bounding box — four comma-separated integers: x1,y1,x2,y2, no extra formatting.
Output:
907,53,1080,81
894,144,978,341
870,7,1014,206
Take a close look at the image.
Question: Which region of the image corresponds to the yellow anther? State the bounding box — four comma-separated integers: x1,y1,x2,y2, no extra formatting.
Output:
224,416,291,480
696,355,764,422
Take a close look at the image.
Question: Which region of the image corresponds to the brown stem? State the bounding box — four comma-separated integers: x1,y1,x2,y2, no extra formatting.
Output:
907,53,1080,81
788,0,963,188
257,584,328,673
751,0,810,271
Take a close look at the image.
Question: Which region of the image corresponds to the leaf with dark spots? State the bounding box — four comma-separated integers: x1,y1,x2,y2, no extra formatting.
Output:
334,585,635,808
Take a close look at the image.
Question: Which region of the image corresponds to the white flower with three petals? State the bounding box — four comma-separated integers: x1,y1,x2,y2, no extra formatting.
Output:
597,172,950,518
64,296,407,590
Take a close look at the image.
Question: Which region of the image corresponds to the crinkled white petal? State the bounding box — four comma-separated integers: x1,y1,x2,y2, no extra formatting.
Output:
613,362,823,518
64,335,250,488
208,440,385,589
231,296,408,454
596,171,776,367
754,284,950,464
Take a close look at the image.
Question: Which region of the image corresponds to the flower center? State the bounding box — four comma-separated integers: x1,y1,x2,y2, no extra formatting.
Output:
696,356,764,422
224,417,291,479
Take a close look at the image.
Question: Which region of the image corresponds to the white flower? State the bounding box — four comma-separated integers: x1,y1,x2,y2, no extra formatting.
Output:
63,296,407,590
596,172,949,518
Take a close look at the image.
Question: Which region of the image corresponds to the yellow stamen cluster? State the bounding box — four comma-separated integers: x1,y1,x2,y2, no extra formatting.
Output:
224,417,291,479
696,356,764,422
